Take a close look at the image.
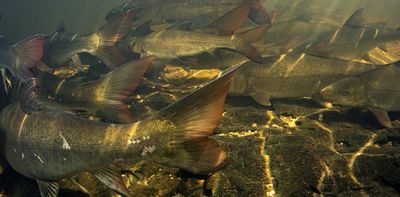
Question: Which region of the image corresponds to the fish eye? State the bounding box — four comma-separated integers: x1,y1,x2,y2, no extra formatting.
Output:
343,90,351,96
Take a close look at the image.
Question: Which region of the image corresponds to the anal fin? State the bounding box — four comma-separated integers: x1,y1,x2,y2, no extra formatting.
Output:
92,166,132,197
37,180,60,197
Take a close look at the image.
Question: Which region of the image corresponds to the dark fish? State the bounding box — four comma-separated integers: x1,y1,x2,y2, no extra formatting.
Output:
0,34,46,82
44,11,135,70
320,65,400,128
37,56,155,124
303,8,400,64
0,64,240,197
229,54,385,106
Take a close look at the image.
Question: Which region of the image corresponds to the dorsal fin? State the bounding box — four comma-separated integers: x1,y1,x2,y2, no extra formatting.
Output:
55,21,66,33
344,8,365,27
210,1,252,35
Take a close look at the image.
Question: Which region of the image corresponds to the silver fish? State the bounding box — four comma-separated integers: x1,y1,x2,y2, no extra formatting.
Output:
229,53,386,106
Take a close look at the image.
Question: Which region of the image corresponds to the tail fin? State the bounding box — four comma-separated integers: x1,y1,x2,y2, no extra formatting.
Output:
156,65,242,175
12,34,46,82
93,11,135,69
236,25,269,63
89,56,155,123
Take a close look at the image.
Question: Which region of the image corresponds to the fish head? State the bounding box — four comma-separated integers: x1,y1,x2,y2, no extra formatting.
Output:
320,76,368,107
130,36,144,54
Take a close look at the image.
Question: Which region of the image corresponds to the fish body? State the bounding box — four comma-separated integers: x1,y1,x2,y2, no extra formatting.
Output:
133,29,237,58
131,25,268,63
229,54,385,106
44,11,135,69
304,26,400,63
1,100,194,182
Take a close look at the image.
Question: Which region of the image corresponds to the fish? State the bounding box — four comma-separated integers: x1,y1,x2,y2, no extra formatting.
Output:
0,63,240,197
43,11,135,70
35,56,155,124
130,24,269,64
106,0,271,28
320,65,400,128
0,34,46,82
303,8,400,64
229,53,386,106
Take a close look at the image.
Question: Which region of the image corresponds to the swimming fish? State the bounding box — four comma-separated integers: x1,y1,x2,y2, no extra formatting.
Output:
0,63,240,197
303,8,400,64
320,65,400,128
43,11,135,70
0,34,46,82
131,24,269,64
229,54,385,106
36,56,155,124
106,0,271,28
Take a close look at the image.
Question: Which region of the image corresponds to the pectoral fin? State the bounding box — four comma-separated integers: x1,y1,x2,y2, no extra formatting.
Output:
249,92,271,106
37,180,59,197
368,107,392,128
92,166,132,197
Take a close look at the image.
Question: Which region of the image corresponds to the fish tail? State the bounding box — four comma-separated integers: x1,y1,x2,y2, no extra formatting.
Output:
92,11,135,69
90,56,155,123
156,65,242,175
12,34,47,82
235,25,269,63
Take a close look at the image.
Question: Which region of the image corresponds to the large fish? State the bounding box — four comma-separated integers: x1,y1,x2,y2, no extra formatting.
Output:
320,65,400,128
36,56,155,124
106,0,271,28
0,34,46,82
167,18,334,70
131,24,269,63
303,8,400,64
43,11,135,70
229,53,385,106
0,64,239,197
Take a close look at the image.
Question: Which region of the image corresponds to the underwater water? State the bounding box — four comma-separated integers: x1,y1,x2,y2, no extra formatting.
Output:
0,0,400,196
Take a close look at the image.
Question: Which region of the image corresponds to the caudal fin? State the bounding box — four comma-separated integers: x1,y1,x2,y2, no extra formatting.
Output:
236,25,269,63
12,34,46,82
156,65,242,175
89,56,155,123
94,11,135,69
